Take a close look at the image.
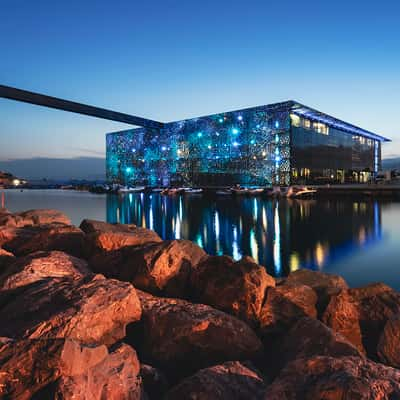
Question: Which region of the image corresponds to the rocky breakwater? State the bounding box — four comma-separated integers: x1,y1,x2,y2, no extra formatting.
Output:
0,209,400,399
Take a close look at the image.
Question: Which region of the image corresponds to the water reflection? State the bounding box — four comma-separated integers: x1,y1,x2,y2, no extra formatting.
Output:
106,194,382,277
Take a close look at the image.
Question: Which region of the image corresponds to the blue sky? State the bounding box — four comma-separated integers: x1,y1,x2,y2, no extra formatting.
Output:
1,0,399,168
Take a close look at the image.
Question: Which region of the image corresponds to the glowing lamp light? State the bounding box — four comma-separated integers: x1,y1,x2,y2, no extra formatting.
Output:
275,121,280,129
197,132,203,138
237,115,243,121
126,167,133,173
207,145,212,149
131,148,136,153
231,128,239,135
218,118,224,123
275,135,279,143
233,141,239,147
161,146,167,151
12,179,21,186
275,155,281,162
256,124,261,129
275,148,279,155
262,151,267,157
177,149,182,155
250,139,255,145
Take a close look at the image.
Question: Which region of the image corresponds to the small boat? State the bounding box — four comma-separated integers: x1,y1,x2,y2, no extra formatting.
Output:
161,188,184,195
184,188,203,195
118,186,145,193
247,188,265,196
231,186,249,195
286,186,317,198
216,189,232,196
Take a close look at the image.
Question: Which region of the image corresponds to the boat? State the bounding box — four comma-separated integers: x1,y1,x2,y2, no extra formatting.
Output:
184,188,203,195
118,186,145,193
161,188,185,195
216,189,232,196
286,185,317,199
231,186,249,195
247,188,265,196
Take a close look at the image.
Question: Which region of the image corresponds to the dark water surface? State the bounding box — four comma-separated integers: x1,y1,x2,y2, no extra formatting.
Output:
4,189,400,289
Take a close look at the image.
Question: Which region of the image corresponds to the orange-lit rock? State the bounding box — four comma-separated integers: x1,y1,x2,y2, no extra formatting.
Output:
377,314,400,368
349,283,400,358
131,291,263,377
279,317,363,369
0,250,91,290
164,361,266,400
80,218,161,256
190,255,275,325
0,223,86,258
0,274,141,346
0,338,144,400
285,269,348,314
259,283,317,336
322,289,365,354
55,343,145,400
263,356,400,399
91,240,206,297
0,209,71,227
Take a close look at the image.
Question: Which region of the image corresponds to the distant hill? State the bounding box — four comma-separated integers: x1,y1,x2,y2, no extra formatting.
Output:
0,157,105,181
382,157,400,171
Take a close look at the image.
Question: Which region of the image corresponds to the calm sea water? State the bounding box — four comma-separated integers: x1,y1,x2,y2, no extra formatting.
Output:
3,189,400,289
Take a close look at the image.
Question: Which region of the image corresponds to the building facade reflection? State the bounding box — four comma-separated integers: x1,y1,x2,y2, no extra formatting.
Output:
106,194,382,277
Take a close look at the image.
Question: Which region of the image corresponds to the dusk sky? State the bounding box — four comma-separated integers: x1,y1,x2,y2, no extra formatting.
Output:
1,0,399,178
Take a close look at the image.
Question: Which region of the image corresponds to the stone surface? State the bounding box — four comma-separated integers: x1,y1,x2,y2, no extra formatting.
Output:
131,291,263,377
349,283,400,358
0,338,144,400
279,317,363,368
0,209,71,228
81,219,162,256
164,361,266,400
377,314,400,368
0,250,91,290
0,247,15,270
140,364,169,400
0,223,86,258
263,356,400,399
92,240,206,297
0,274,141,346
322,289,365,354
55,343,145,400
259,283,317,335
190,255,275,325
285,269,348,313
0,338,107,400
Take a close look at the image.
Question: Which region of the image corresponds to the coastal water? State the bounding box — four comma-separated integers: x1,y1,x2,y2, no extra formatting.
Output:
3,189,400,289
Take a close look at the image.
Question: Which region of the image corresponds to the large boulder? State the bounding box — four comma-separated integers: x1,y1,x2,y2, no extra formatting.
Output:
259,283,317,336
0,209,71,227
164,361,266,400
0,338,144,400
55,343,145,399
349,283,400,358
263,356,400,399
377,314,400,368
0,250,91,290
91,240,206,297
0,274,141,346
322,289,365,354
285,269,348,314
0,223,86,258
80,219,162,257
130,291,263,378
279,317,363,369
190,256,275,325
0,247,15,270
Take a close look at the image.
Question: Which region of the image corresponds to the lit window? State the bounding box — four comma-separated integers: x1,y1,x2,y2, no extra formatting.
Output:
290,114,301,127
304,119,311,129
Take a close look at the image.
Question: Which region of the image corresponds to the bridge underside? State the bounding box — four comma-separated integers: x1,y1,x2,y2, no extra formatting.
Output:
0,84,164,130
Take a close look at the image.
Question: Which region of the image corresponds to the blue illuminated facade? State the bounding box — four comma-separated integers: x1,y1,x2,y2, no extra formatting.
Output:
106,101,390,186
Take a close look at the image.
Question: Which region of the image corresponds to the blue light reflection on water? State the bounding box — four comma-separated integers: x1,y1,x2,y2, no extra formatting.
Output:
106,193,390,286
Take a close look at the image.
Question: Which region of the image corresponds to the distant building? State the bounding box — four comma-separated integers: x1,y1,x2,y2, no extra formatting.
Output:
106,101,390,186
0,171,26,187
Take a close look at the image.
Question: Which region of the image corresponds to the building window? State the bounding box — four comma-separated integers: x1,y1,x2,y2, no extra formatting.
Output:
303,119,311,129
290,114,301,127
